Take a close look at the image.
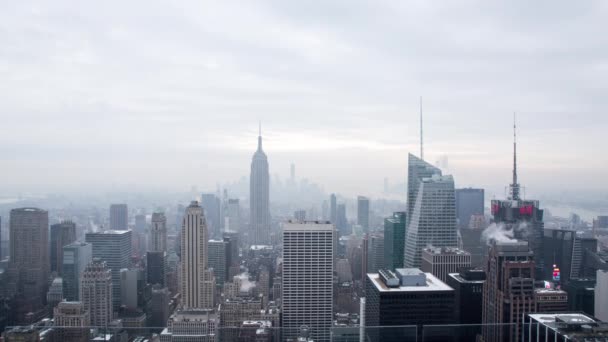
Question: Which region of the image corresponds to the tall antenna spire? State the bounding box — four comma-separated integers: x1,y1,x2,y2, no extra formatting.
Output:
257,121,262,150
420,96,424,160
509,112,520,201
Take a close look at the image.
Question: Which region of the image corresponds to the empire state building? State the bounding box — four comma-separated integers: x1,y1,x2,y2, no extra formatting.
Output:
250,125,270,245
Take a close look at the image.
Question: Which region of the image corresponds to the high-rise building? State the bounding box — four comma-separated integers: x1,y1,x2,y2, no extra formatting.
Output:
50,221,77,275
336,203,347,235
482,241,536,342
135,214,147,233
110,204,128,230
53,301,90,342
366,233,385,274
202,193,222,239
120,268,144,309
404,154,458,268
160,309,218,342
62,242,93,301
542,228,597,283
595,269,608,322
294,210,306,221
357,196,370,232
208,239,227,286
147,251,167,287
365,269,456,342
181,201,215,309
330,194,337,225
250,126,270,245
226,199,241,233
150,212,168,253
148,286,171,332
80,258,113,327
7,207,49,323
447,268,485,341
421,247,471,283
282,221,334,342
455,188,484,228
562,279,595,317
384,212,406,270
85,230,132,310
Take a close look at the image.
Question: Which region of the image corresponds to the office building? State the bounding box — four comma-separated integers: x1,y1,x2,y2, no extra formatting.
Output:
330,194,337,225
110,204,128,230
47,277,64,310
135,214,146,233
282,221,334,342
563,278,595,316
148,286,171,332
447,268,485,341
53,301,90,342
250,126,270,245
384,212,406,270
366,233,385,274
455,188,484,228
596,269,608,322
85,230,132,310
543,228,597,283
336,203,347,235
226,199,241,232
237,320,273,342
147,251,167,287
357,196,370,232
121,268,144,309
404,154,458,268
202,193,222,239
7,207,49,324
150,212,167,253
294,209,306,221
219,297,262,328
365,269,455,342
525,312,608,342
80,259,113,327
50,221,77,275
535,288,568,312
459,226,486,267
208,239,227,286
62,242,92,301
181,201,215,309
160,309,218,342
482,241,536,342
421,246,471,283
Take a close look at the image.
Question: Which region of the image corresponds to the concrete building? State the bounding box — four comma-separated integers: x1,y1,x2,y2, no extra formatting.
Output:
160,309,218,342
282,221,334,342
357,196,370,232
535,288,568,312
7,207,49,324
85,230,132,310
149,212,167,253
50,221,77,275
250,126,270,245
53,301,90,342
404,154,458,268
365,269,456,342
595,269,608,322
383,212,406,270
80,259,113,327
208,239,227,286
180,201,215,309
455,188,484,229
62,242,92,301
421,246,471,283
109,204,128,230
447,268,486,342
482,241,536,342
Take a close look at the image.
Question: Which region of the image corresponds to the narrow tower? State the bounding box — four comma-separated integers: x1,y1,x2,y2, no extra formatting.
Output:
509,113,520,201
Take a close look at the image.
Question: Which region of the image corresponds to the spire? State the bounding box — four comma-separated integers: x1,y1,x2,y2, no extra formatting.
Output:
420,96,424,160
509,112,521,201
257,121,262,151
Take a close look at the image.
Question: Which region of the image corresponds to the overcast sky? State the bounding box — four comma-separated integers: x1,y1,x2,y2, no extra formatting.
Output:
1,1,607,198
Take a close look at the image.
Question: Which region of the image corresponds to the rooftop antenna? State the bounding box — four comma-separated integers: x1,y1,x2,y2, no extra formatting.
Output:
257,121,263,150
420,96,424,160
509,112,521,201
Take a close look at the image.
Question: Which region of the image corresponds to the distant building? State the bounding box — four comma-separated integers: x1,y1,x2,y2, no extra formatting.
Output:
149,212,167,253
3,326,40,342
50,221,77,275
421,247,471,283
53,301,90,342
250,127,270,245
366,233,385,274
109,204,128,230
226,199,241,233
219,297,262,328
237,320,272,342
282,221,334,342
447,268,485,341
80,258,113,327
597,216,608,228
336,204,348,235
120,268,144,309
160,309,218,342
294,210,306,221
562,278,595,317
596,269,608,322
525,312,608,342
208,239,227,286
535,288,568,312
147,251,167,287
383,212,406,270
455,188,484,228
62,242,92,301
202,193,222,239
135,214,146,233
46,277,64,310
86,230,132,310
330,194,337,225
365,269,455,342
542,228,597,283
357,196,370,232
482,241,536,342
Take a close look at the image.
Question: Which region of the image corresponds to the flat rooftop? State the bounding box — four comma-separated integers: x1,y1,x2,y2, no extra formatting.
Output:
170,309,217,321
423,246,470,255
368,272,454,293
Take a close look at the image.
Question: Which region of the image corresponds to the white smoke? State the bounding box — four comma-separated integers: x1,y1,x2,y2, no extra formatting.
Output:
481,222,530,246
235,272,256,293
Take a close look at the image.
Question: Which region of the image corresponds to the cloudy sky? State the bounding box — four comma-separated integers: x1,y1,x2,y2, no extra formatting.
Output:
1,1,607,198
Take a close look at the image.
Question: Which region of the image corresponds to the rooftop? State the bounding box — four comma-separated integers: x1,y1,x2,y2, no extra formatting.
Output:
423,246,470,255
368,272,454,293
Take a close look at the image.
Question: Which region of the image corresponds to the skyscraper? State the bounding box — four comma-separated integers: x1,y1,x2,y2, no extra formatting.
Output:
336,203,347,235
384,212,406,270
455,188,485,228
50,221,77,275
53,301,90,342
85,230,132,310
420,246,471,283
62,242,93,301
149,212,167,253
366,233,385,274
482,241,536,342
357,196,370,232
330,193,337,224
226,199,241,232
404,154,458,268
250,125,270,245
110,204,128,230
135,214,146,233
282,221,334,342
181,201,215,309
8,207,49,323
147,251,167,287
80,259,113,327
201,193,221,239
208,239,227,286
